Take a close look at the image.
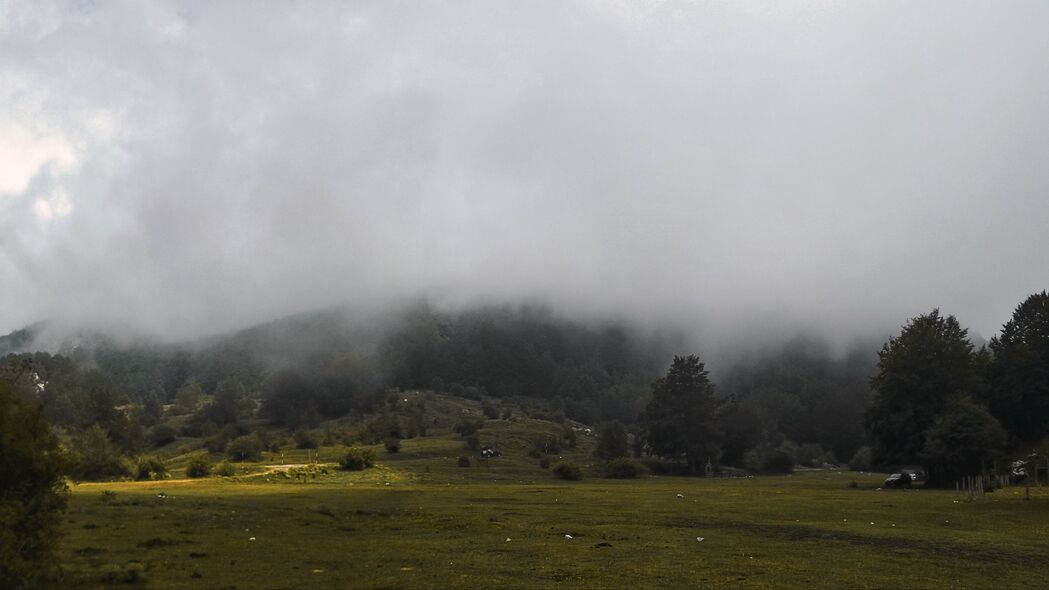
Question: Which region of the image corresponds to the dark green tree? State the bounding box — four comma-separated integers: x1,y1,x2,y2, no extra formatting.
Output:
641,355,720,472
0,383,68,589
866,310,978,482
920,396,1006,485
987,291,1049,443
593,421,629,459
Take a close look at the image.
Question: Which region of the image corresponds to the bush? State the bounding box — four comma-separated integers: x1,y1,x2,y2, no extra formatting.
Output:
552,461,581,480
384,437,401,453
457,456,471,467
226,434,264,462
339,448,375,471
364,414,402,443
603,457,644,479
454,418,482,438
593,422,628,459
481,401,500,419
134,456,168,481
294,429,319,450
149,424,178,448
464,434,480,451
539,456,551,469
501,408,513,420
185,455,212,478
796,443,826,467
71,425,133,482
215,462,236,477
764,450,795,474
848,446,873,471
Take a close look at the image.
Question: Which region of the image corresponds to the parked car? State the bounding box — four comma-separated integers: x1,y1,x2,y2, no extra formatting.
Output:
884,473,913,488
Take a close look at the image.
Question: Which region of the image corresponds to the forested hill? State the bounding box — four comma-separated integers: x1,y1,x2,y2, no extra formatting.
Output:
0,304,681,425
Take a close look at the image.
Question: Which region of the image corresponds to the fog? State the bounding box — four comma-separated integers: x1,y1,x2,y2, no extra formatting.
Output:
2,1,1047,351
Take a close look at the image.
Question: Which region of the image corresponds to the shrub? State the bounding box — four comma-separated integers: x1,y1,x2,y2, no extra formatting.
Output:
593,422,628,459
457,456,471,467
204,433,230,453
134,456,168,481
384,437,401,453
552,461,581,480
604,457,644,479
464,434,480,451
364,414,402,443
226,434,264,462
481,401,500,419
796,443,826,467
294,429,319,450
764,450,795,474
539,456,551,469
527,447,542,459
71,425,133,482
149,424,178,448
453,418,482,438
339,448,375,471
215,462,236,477
848,446,873,471
501,408,513,420
185,455,212,478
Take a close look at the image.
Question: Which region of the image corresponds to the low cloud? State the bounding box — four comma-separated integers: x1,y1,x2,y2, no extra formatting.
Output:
1,1,1046,348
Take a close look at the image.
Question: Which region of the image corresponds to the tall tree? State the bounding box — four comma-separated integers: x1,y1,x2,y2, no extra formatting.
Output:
987,291,1049,443
0,383,68,589
866,310,978,483
642,355,719,472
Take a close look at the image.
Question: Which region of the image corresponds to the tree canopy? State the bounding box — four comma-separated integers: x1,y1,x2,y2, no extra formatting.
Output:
0,383,68,589
987,291,1049,443
642,355,719,472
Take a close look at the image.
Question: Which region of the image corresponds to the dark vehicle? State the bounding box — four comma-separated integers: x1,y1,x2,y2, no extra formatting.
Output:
884,473,913,488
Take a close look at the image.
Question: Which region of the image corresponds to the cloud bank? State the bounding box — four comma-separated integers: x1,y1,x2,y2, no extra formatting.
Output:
1,0,1047,347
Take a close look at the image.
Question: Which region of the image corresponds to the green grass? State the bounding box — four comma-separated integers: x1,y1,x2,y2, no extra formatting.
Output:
59,469,1049,588
56,407,1049,588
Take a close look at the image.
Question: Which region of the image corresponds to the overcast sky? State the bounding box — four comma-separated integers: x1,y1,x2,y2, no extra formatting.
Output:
1,0,1047,347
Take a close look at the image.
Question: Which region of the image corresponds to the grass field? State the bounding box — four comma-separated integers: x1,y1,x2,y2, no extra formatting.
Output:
56,429,1049,589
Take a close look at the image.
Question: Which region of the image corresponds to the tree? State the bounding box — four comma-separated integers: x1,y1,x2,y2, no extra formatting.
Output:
0,383,68,589
866,310,977,469
71,424,132,481
593,421,629,459
641,355,720,472
920,397,1006,485
987,291,1049,443
174,378,204,414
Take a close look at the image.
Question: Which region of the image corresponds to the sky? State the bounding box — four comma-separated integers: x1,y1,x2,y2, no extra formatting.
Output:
1,0,1048,348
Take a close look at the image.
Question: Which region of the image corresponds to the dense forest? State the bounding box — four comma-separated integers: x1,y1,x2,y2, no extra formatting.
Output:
2,293,1047,483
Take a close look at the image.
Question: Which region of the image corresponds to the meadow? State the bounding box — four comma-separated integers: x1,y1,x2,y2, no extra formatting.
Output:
57,432,1049,589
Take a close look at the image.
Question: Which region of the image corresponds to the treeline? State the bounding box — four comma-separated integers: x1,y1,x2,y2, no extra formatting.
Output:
865,292,1049,487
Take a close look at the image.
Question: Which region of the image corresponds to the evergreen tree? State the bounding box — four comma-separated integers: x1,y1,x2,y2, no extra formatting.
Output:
593,421,629,459
987,291,1049,442
641,355,719,472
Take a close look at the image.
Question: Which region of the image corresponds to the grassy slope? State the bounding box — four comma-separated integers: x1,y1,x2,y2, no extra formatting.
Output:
57,402,1049,589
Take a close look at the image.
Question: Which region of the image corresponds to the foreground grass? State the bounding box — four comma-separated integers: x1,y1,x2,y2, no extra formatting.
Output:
58,466,1049,589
